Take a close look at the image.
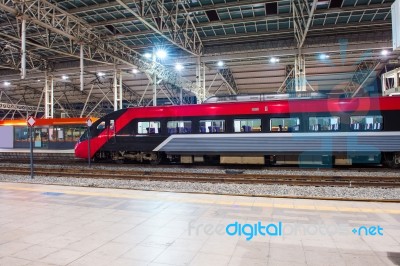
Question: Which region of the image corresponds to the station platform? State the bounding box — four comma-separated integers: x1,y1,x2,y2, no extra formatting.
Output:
0,148,74,160
0,148,74,154
0,182,399,266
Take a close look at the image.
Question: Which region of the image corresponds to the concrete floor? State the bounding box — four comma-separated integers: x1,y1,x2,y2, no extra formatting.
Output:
0,182,399,266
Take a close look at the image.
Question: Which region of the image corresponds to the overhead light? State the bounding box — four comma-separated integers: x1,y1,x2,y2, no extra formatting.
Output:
62,75,68,80
270,57,280,63
37,79,41,82
132,69,138,74
97,72,105,77
319,54,330,60
175,63,184,71
156,49,167,59
144,53,152,58
3,81,10,86
381,50,389,56
217,61,224,67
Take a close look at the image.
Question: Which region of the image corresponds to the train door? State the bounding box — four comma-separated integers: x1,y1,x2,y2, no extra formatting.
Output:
107,119,116,144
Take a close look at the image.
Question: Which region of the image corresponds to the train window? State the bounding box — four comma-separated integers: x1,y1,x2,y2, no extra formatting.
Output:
309,116,340,131
167,121,192,134
234,119,262,132
138,121,161,134
270,118,300,132
110,120,115,130
350,115,383,131
97,121,105,130
199,120,225,133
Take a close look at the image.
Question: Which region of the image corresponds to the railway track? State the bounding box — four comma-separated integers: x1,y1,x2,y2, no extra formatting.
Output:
0,166,399,188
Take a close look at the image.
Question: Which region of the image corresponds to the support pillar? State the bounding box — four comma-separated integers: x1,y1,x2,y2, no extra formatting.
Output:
113,68,123,111
294,54,306,92
196,56,205,103
80,44,84,91
44,73,54,118
21,18,26,79
152,50,157,106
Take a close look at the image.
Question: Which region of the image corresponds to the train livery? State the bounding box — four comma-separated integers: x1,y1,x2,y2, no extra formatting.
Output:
75,95,400,167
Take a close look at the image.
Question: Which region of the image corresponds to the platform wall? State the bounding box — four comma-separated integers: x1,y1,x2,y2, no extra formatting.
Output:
0,126,14,148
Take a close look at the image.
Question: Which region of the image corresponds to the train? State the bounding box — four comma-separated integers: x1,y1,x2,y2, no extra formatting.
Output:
74,94,400,167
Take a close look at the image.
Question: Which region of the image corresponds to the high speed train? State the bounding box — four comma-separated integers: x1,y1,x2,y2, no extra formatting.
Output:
75,94,400,167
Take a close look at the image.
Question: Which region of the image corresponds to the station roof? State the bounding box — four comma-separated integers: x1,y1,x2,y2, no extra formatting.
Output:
0,0,399,118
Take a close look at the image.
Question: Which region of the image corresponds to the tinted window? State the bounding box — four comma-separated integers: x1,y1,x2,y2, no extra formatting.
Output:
270,118,300,132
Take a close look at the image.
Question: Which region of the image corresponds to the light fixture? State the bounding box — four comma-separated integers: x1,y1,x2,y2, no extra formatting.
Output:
97,72,105,77
217,61,224,67
144,53,152,58
3,81,10,86
132,69,138,74
270,57,280,63
156,49,167,59
175,63,184,71
37,79,41,82
319,54,330,60
62,75,68,80
381,50,389,56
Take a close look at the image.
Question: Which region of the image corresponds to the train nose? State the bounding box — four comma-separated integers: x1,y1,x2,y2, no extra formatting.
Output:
74,141,88,159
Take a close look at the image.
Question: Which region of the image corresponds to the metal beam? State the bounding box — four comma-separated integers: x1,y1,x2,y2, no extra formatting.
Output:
69,0,271,15
343,60,381,97
293,0,318,49
0,40,47,72
218,68,239,95
0,0,203,99
115,0,203,56
94,3,391,38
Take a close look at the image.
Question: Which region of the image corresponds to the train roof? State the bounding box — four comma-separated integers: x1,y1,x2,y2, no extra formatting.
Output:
203,92,327,103
122,95,400,119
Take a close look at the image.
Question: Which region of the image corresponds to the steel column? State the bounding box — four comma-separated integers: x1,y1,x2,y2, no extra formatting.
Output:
21,17,26,79
153,51,157,106
196,57,206,103
44,73,54,118
294,54,306,92
80,44,84,91
113,68,123,111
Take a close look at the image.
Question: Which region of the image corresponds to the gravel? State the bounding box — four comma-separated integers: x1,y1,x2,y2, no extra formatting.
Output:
0,162,399,200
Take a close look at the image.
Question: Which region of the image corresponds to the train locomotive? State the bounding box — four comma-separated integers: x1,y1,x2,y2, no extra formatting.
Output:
75,94,400,167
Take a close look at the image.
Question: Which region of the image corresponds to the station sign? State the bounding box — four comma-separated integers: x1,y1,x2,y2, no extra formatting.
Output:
86,118,93,127
27,116,36,127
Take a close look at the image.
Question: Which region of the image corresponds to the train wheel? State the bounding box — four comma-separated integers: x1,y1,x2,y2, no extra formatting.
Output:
150,153,162,165
383,153,399,168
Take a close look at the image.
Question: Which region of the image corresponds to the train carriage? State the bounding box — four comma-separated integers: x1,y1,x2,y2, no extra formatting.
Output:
75,95,400,167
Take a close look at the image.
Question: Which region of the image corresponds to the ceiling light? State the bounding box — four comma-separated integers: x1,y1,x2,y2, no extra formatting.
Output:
319,54,330,60
381,50,389,56
175,63,184,71
144,53,152,58
132,69,138,74
270,57,279,63
37,79,41,82
217,61,224,67
3,81,10,86
62,75,68,80
156,49,167,59
97,72,105,77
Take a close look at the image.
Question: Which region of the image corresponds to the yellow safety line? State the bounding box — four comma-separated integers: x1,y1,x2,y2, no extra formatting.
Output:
0,183,399,214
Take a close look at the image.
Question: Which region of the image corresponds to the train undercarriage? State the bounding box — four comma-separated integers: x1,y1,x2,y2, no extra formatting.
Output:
93,150,400,168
